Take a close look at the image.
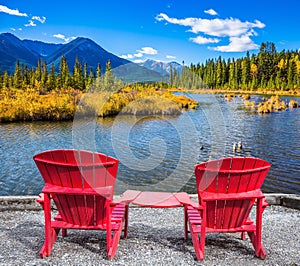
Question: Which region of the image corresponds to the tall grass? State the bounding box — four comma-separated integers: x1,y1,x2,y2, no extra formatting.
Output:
0,88,80,122
0,85,198,122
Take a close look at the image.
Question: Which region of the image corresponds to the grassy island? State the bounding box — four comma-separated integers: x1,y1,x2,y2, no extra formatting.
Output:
0,85,198,122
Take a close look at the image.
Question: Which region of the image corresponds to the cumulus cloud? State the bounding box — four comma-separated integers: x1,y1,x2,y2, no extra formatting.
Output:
32,16,46,23
156,13,265,37
0,5,27,17
166,55,176,59
155,12,265,52
204,9,218,16
210,32,259,52
190,36,220,44
25,20,37,27
120,47,158,60
137,47,158,55
53,33,76,42
133,59,145,64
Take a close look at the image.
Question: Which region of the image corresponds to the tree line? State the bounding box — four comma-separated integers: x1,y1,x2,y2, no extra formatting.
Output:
1,42,299,92
0,55,122,92
188,42,300,91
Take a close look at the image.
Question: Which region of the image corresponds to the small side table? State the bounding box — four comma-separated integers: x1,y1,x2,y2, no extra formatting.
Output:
114,189,196,208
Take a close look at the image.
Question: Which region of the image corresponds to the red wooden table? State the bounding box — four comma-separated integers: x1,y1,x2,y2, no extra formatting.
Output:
114,190,195,208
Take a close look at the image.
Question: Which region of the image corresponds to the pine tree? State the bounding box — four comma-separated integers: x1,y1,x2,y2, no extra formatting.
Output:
46,63,56,91
229,59,236,89
95,63,102,90
41,61,48,88
35,58,42,83
13,60,22,89
2,71,9,89
216,56,223,87
257,42,277,88
104,60,114,91
59,55,70,89
72,56,84,90
287,59,296,90
241,53,251,89
169,63,173,86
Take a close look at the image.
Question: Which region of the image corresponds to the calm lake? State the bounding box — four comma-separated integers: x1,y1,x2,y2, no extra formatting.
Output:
0,93,299,196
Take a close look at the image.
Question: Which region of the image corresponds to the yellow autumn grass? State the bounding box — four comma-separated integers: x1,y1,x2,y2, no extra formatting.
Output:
0,88,80,122
0,86,198,122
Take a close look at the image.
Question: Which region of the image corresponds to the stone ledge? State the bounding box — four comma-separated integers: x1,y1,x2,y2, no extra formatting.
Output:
0,193,299,211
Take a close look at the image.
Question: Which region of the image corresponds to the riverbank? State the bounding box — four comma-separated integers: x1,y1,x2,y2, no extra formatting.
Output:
181,88,300,97
0,194,299,265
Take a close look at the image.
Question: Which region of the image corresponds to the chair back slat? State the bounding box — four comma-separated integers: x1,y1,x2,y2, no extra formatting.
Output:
34,149,119,227
195,157,271,230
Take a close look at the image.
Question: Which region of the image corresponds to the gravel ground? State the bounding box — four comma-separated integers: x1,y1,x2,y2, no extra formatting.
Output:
0,205,299,266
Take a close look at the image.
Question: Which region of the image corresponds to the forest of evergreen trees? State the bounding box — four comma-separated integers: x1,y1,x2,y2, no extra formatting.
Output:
188,42,300,92
0,42,299,93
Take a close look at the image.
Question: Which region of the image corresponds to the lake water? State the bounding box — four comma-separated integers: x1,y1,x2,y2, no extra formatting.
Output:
0,93,299,196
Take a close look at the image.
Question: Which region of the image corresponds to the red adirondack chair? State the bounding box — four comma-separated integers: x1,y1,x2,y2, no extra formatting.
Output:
34,149,128,260
183,157,271,261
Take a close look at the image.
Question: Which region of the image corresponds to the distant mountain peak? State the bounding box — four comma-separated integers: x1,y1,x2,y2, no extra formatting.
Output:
137,59,183,76
0,33,165,83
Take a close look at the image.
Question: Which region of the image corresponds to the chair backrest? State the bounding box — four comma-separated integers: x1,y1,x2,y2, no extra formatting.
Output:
194,157,271,229
34,149,119,227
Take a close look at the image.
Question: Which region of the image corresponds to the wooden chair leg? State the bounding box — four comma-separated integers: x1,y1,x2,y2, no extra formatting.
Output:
241,232,246,240
40,194,60,258
107,222,123,260
187,207,205,261
62,229,67,237
184,206,188,240
248,198,266,259
123,205,129,239
190,225,205,261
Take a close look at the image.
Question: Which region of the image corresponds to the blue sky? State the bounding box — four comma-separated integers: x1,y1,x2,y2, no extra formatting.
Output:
0,0,299,65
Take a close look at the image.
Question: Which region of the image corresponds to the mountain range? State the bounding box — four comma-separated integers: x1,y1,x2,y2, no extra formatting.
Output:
0,33,182,83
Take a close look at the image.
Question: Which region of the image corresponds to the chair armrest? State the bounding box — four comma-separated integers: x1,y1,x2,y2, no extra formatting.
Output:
42,184,113,197
200,189,265,201
174,192,203,209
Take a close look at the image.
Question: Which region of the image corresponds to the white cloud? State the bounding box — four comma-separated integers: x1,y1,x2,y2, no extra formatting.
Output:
155,12,265,52
25,20,36,27
137,47,158,55
32,16,46,23
210,32,259,52
53,33,76,42
0,5,27,17
120,54,134,59
190,36,220,44
133,59,145,64
156,13,265,37
134,52,143,58
120,46,158,60
204,9,218,16
166,55,176,59
10,27,22,31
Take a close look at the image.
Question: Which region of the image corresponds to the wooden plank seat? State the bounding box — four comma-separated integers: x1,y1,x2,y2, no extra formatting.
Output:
183,157,271,261
34,149,128,260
